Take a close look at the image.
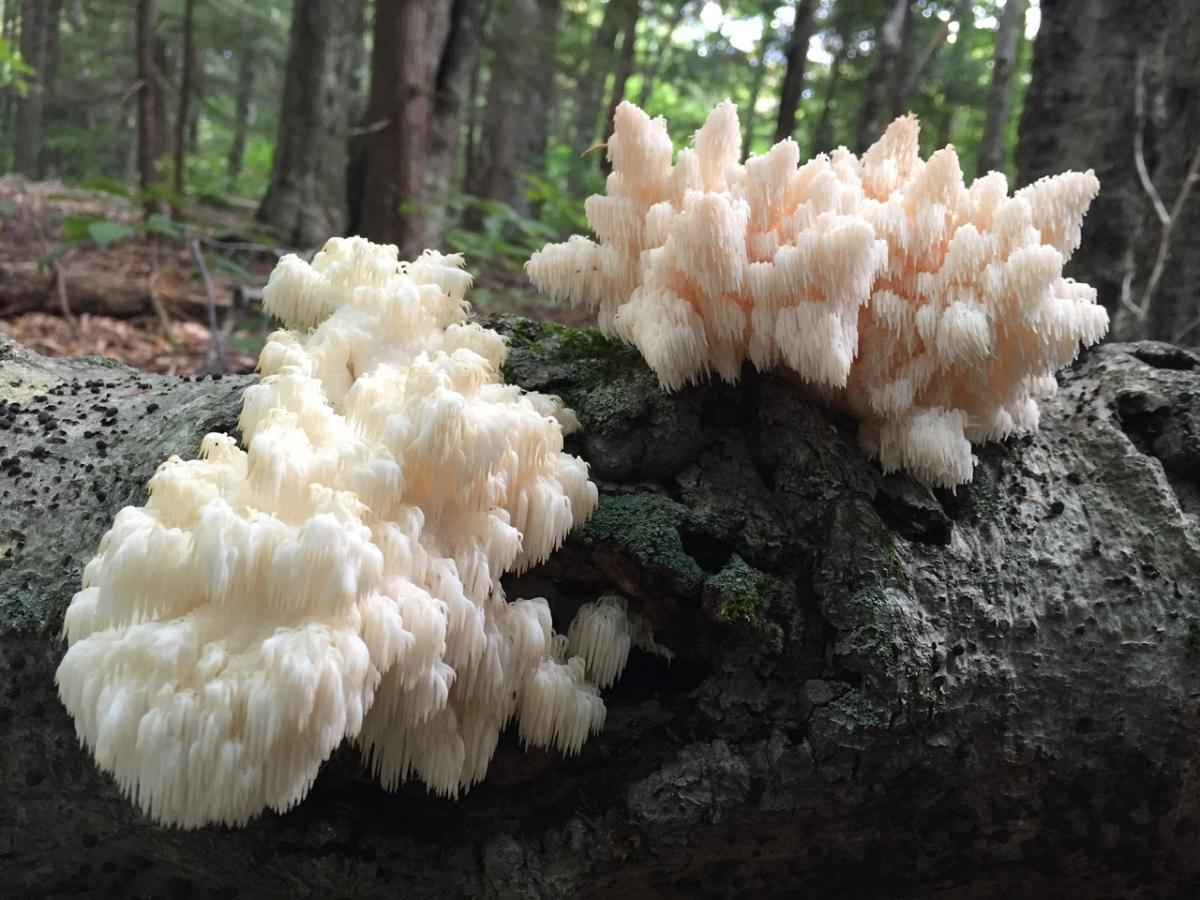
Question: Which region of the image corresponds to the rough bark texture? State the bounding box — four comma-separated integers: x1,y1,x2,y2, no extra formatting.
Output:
359,0,434,257
1016,0,1200,344
772,0,817,146
2,325,1200,898
977,0,1025,176
257,0,364,247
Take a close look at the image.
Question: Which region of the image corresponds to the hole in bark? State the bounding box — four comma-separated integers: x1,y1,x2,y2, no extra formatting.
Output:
1129,344,1199,371
678,527,733,573
1114,390,1200,516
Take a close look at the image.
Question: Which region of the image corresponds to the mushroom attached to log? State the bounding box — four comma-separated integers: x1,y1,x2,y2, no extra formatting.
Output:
527,101,1109,487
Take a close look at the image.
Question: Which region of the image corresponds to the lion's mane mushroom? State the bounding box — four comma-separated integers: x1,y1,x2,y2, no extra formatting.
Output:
56,237,632,827
527,101,1108,487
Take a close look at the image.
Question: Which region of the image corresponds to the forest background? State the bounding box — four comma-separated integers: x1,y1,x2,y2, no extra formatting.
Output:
0,0,1196,375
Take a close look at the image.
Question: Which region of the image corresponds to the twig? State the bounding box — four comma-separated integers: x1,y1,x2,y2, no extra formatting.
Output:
1171,310,1200,346
1130,56,1200,324
147,238,174,340
1140,141,1200,322
52,262,79,336
1132,58,1169,228
196,236,290,259
189,238,227,374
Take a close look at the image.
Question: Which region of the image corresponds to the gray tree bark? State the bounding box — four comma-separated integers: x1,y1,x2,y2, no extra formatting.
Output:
257,0,365,247
1016,0,1200,345
3,323,1200,897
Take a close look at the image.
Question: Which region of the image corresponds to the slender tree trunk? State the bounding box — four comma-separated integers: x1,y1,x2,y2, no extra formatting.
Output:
0,2,14,168
773,0,818,145
741,8,775,160
258,0,365,247
467,0,560,214
811,32,848,154
857,0,913,150
13,0,45,176
226,45,257,192
636,1,686,109
569,0,626,152
135,0,168,211
977,0,1026,175
359,0,435,255
461,0,492,192
425,0,487,238
599,0,641,174
172,0,196,213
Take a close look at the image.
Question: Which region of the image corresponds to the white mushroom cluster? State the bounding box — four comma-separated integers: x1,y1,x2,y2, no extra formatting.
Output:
56,237,644,828
527,101,1109,487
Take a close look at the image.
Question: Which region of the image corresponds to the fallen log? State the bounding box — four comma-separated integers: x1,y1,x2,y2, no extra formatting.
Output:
1,321,1199,898
0,261,219,321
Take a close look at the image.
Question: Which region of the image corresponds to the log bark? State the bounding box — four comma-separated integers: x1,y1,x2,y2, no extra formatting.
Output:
2,323,1200,897
0,262,218,320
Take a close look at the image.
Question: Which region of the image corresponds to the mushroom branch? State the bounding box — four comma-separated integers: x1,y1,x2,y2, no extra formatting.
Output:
528,101,1110,488
53,238,661,828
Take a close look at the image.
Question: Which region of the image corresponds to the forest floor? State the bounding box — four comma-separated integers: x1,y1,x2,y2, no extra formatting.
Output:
0,177,584,376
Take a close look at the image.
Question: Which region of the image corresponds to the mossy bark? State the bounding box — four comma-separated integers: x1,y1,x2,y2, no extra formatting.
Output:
3,324,1200,898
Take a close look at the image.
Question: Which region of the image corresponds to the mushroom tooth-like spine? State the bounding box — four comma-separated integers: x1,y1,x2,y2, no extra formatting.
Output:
57,237,623,827
567,596,633,690
529,100,1107,488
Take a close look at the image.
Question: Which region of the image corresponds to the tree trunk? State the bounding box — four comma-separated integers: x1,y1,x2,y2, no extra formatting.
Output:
772,0,818,146
811,31,847,154
857,0,913,150
358,0,434,255
226,44,257,192
12,0,46,177
135,0,167,212
569,0,627,152
171,0,196,213
635,1,686,109
258,0,365,248
740,11,774,161
4,325,1200,897
1016,0,1199,344
977,0,1026,175
424,0,487,240
467,0,561,214
599,0,641,175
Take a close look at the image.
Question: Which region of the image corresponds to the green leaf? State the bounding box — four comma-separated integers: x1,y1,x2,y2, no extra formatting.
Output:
61,214,97,242
0,200,17,216
210,255,253,281
143,213,186,239
86,220,137,248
